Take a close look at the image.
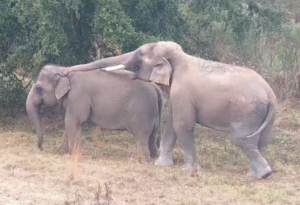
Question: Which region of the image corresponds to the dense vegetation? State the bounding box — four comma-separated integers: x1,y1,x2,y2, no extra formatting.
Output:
0,0,299,109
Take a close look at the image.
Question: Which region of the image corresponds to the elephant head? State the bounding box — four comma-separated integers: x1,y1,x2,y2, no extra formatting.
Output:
64,41,184,86
26,65,70,150
120,42,186,86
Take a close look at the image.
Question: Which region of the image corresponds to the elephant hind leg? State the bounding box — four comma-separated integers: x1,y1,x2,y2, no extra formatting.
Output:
230,130,272,179
148,123,159,159
258,121,274,156
135,135,152,163
131,124,153,163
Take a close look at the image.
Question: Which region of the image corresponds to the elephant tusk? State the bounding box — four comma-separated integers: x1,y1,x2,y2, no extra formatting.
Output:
100,65,126,71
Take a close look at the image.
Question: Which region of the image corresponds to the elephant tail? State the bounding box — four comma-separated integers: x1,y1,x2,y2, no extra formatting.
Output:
153,83,164,148
244,93,277,139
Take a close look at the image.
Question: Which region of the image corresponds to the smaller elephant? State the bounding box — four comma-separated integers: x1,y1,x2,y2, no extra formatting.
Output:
26,65,163,161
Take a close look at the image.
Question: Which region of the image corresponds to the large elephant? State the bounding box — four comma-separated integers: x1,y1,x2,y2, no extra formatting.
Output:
64,41,278,179
26,65,163,161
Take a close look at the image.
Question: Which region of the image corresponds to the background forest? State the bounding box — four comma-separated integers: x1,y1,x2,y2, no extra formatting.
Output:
0,0,299,109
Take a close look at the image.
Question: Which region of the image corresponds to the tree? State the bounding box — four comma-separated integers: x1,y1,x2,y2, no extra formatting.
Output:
179,0,289,60
0,0,294,109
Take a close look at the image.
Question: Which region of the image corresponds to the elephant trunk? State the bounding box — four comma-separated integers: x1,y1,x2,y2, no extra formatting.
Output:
26,85,43,150
66,51,135,73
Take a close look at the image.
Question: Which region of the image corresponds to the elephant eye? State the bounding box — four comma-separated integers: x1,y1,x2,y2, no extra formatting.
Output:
132,65,140,73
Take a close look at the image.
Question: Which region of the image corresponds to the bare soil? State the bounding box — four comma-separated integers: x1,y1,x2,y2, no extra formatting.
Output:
0,101,300,205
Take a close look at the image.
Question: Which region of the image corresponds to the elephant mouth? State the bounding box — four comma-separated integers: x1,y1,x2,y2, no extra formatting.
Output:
129,73,140,81
131,71,151,82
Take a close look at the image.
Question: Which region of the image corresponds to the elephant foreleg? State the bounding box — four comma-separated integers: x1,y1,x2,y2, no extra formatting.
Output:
63,96,89,155
155,108,177,166
57,132,69,154
171,101,198,171
65,116,82,155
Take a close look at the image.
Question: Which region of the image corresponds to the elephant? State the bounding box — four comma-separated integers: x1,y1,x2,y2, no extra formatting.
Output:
26,64,163,161
63,41,278,179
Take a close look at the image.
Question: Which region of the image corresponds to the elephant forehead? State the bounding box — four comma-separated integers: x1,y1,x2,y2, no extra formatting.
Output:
157,41,181,49
38,71,51,82
140,43,155,50
43,64,56,70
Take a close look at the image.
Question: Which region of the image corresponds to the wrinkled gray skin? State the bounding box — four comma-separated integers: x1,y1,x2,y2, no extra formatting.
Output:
26,65,163,161
64,41,278,179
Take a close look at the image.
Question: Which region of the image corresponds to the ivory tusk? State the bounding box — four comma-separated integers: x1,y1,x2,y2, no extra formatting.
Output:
100,65,126,71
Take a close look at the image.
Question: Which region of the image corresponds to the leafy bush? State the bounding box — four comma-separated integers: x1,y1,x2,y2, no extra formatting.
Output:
273,23,300,100
0,69,26,109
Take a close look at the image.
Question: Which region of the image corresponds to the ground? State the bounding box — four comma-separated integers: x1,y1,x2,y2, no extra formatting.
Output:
0,100,300,205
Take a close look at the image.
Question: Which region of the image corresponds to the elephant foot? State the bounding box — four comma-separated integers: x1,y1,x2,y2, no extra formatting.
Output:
150,150,159,159
246,165,272,179
139,156,153,164
57,148,69,155
257,165,272,179
57,144,69,155
151,153,159,159
182,162,199,171
246,170,256,177
154,156,174,166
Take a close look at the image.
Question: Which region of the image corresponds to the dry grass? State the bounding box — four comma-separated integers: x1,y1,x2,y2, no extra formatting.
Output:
0,101,300,205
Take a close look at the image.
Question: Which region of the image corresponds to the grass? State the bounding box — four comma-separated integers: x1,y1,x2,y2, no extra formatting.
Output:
0,101,300,205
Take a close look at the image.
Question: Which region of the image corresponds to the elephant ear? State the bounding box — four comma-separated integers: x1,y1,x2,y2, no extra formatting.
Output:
150,57,172,86
55,77,70,100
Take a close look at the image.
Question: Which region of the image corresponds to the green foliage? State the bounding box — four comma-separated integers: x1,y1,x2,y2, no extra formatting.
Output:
0,0,163,109
276,24,300,72
0,0,295,109
180,0,289,60
121,0,188,42
0,72,25,109
93,0,133,50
